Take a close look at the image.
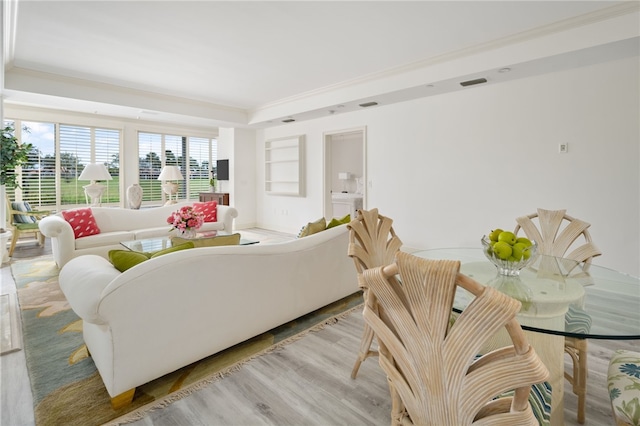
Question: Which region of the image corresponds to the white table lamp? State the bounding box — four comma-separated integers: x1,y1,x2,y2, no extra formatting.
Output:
158,166,184,205
78,163,113,206
338,172,350,193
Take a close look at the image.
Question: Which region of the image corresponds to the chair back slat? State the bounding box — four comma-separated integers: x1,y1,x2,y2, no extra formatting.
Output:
347,208,402,275
345,208,404,380
515,208,601,265
362,251,549,425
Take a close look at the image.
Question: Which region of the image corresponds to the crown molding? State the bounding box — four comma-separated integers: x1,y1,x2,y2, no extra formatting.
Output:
5,66,250,126
252,2,640,114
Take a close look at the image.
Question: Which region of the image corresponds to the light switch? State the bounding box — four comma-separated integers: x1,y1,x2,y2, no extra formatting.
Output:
559,143,568,153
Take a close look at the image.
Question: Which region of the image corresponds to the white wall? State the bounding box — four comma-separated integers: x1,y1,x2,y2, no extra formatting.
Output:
256,56,639,276
219,127,257,229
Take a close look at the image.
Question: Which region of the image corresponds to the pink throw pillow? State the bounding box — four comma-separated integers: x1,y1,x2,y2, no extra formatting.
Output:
61,208,101,239
192,201,218,223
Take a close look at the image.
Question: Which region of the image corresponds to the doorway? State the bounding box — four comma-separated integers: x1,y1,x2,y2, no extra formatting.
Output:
323,127,366,220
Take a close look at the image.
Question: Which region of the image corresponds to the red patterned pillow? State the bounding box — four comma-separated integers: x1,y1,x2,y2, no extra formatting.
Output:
61,208,101,239
192,201,218,223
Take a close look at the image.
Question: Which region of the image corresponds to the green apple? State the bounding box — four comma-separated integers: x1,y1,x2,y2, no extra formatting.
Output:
522,246,533,259
489,229,503,242
492,241,513,260
511,242,527,261
516,237,532,247
498,231,517,245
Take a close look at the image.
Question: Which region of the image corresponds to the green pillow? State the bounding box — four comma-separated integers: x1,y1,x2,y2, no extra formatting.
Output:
327,214,351,229
172,233,241,248
149,241,195,258
297,217,327,238
108,242,194,272
108,250,151,272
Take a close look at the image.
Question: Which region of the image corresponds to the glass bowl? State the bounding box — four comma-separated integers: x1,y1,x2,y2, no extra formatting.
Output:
481,235,538,276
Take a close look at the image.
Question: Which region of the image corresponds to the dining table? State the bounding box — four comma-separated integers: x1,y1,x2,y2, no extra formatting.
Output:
413,248,640,426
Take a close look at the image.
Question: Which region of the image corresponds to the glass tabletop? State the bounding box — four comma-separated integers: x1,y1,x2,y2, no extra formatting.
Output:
413,248,640,340
121,232,259,252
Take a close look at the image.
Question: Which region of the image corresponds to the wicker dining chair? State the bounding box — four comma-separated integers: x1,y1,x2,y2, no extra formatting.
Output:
361,251,549,425
346,208,402,379
514,208,602,424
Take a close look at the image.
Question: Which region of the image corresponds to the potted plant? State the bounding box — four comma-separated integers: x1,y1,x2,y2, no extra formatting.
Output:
1,124,33,232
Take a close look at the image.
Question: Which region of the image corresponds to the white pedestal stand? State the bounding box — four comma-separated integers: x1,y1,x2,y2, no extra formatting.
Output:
0,231,12,264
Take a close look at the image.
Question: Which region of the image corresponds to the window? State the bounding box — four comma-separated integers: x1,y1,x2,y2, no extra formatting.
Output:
138,132,163,202
5,119,121,208
59,125,120,205
138,132,217,205
22,121,57,206
58,125,91,205
2,120,56,207
95,128,120,203
6,116,215,208
164,135,186,199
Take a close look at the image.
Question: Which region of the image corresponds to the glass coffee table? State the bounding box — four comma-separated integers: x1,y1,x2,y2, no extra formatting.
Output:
120,232,258,253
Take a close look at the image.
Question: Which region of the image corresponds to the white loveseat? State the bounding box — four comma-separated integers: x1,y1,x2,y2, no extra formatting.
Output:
58,224,358,408
39,201,237,268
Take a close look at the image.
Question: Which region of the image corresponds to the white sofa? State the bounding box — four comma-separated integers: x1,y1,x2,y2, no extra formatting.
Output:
58,224,358,408
39,201,237,268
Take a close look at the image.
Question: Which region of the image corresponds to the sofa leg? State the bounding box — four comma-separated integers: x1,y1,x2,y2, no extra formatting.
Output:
111,388,135,410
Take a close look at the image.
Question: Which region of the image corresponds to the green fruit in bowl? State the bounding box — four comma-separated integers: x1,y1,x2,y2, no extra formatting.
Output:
516,237,533,247
511,242,527,261
492,241,513,260
489,229,503,242
482,232,538,276
498,231,517,245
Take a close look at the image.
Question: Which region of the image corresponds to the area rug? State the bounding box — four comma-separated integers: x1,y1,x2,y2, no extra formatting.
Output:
11,256,364,426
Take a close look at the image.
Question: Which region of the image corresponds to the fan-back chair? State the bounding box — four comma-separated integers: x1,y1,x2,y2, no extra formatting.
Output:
514,208,601,424
4,193,50,256
347,208,402,379
361,251,549,425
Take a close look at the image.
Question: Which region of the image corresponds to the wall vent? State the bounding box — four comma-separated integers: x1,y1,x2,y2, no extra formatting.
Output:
359,101,378,108
460,78,487,87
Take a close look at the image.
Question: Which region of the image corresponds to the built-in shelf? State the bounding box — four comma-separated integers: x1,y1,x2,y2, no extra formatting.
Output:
265,135,305,196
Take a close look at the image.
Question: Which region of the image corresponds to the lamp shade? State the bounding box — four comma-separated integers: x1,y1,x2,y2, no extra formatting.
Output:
158,166,184,181
78,163,113,181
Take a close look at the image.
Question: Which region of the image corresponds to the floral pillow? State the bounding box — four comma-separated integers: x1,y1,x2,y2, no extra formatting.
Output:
192,201,218,222
61,208,101,239
607,349,640,426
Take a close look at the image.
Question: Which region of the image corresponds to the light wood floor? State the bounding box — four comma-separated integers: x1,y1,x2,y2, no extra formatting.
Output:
1,232,637,426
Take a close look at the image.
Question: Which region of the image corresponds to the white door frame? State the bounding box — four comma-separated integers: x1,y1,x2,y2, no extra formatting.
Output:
322,126,367,220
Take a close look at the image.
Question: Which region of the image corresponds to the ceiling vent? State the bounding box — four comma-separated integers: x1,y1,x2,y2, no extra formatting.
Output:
460,78,487,87
359,101,378,108
282,118,295,123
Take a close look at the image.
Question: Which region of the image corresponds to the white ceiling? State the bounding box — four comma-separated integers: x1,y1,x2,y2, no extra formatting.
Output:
2,1,639,129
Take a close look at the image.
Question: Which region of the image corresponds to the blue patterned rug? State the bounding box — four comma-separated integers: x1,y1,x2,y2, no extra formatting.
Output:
11,256,363,426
